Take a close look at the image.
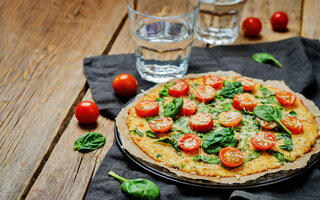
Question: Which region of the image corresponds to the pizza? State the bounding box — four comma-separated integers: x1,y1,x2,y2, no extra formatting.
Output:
116,71,320,183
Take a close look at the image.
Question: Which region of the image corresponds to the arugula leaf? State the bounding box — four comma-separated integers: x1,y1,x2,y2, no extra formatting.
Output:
145,130,159,138
193,155,221,164
253,105,292,134
146,116,159,123
164,98,183,119
252,53,283,68
266,150,287,164
221,81,243,98
288,111,297,117
244,150,262,163
73,132,106,152
159,82,175,97
131,129,144,137
156,137,182,156
202,128,238,154
277,132,293,151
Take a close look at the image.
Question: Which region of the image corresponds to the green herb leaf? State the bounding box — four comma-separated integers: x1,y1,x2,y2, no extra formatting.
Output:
193,155,221,164
266,150,287,164
73,132,106,152
108,171,160,200
221,82,243,98
288,111,297,117
191,83,200,89
164,98,183,119
244,150,262,163
253,105,292,134
202,128,238,154
156,154,162,158
155,97,165,102
260,85,274,98
130,129,144,137
159,82,175,97
146,130,159,138
146,116,159,123
277,132,293,151
252,53,283,68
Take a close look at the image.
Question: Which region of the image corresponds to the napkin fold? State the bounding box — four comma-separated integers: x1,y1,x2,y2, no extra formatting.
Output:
84,37,320,200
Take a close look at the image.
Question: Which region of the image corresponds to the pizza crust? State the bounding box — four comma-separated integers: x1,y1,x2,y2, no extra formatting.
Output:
115,71,320,184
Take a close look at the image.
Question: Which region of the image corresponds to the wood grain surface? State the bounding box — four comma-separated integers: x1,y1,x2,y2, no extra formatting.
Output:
0,0,319,199
0,0,127,199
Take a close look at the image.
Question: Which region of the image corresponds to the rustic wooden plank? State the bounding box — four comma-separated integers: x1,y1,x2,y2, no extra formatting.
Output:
234,0,302,44
26,90,115,200
301,0,320,40
0,0,127,199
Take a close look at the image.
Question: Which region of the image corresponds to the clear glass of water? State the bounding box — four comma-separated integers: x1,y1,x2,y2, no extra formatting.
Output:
196,0,246,45
127,0,200,83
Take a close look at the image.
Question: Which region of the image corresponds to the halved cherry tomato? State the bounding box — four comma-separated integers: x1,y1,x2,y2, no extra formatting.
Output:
233,93,258,112
168,80,189,97
203,75,223,88
193,85,216,103
235,77,256,91
135,100,159,118
281,116,303,134
178,133,202,151
250,131,277,150
275,91,297,106
149,117,173,133
257,117,278,130
179,99,198,116
218,111,242,127
75,101,100,124
219,147,244,168
189,113,213,132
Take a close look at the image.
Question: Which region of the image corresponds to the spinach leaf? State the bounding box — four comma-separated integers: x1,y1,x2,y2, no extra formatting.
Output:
266,150,288,164
159,82,175,97
156,154,162,158
109,171,160,200
244,150,262,163
156,137,182,156
164,98,183,119
221,81,243,98
193,155,221,164
146,116,159,123
155,97,165,102
252,53,283,68
202,128,238,154
73,132,106,152
221,102,233,111
253,105,292,134
277,132,293,151
130,129,144,137
146,130,159,138
260,85,274,98
288,111,297,117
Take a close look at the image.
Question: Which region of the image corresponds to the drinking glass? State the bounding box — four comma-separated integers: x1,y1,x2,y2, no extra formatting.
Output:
127,0,200,83
196,0,246,45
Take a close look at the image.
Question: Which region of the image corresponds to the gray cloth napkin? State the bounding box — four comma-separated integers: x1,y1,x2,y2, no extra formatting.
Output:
84,37,320,200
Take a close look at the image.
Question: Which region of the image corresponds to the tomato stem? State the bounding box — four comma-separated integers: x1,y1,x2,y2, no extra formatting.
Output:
108,171,128,182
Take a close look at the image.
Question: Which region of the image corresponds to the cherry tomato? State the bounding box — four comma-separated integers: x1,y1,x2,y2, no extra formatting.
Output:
233,93,258,112
271,11,289,31
219,147,244,168
218,111,242,127
179,99,198,116
250,131,277,150
193,85,216,103
75,101,99,124
178,133,202,151
113,73,138,97
168,80,190,97
135,100,159,118
235,77,256,91
275,90,297,106
281,116,303,134
203,75,223,88
242,17,262,37
189,113,214,132
257,117,278,130
149,117,173,133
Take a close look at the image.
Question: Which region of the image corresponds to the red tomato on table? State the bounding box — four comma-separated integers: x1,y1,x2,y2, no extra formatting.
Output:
179,99,198,116
178,133,202,151
250,131,276,150
271,11,289,31
189,113,214,132
75,101,100,124
135,100,159,118
168,80,189,97
218,111,242,127
242,17,262,37
112,73,138,97
203,75,223,88
219,147,244,168
233,93,258,112
281,116,303,135
275,90,297,106
149,117,173,134
193,85,216,103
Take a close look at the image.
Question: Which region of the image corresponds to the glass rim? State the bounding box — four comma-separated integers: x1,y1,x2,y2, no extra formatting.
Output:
127,0,200,20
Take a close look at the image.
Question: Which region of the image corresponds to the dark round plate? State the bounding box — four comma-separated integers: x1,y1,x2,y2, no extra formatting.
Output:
114,102,320,189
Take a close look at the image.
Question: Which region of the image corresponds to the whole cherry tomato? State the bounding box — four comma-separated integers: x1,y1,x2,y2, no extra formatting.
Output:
113,73,138,97
271,11,289,31
242,17,262,37
75,101,100,124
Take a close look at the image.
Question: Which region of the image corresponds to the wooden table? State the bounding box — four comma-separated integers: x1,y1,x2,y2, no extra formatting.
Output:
0,0,319,199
